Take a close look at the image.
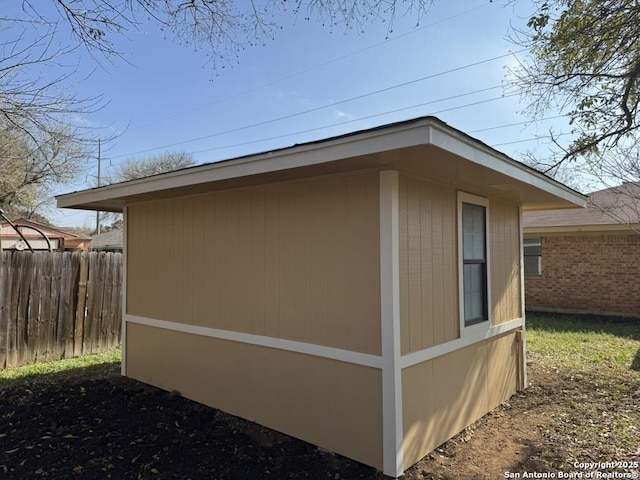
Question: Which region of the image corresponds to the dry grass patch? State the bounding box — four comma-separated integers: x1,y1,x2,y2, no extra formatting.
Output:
404,312,640,479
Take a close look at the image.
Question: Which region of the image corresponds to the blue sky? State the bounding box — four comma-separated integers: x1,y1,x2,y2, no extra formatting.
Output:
9,0,575,227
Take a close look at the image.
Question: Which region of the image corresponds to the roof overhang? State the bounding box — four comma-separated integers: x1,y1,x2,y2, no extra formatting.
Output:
524,224,640,235
57,117,587,212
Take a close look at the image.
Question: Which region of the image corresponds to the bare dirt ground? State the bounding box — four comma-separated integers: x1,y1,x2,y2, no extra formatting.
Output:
405,354,640,480
1,345,639,479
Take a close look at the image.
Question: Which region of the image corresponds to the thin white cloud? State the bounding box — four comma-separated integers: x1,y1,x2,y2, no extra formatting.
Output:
334,110,352,120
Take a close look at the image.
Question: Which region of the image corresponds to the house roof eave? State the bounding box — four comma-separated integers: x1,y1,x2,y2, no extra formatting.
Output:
56,116,587,212
524,223,640,235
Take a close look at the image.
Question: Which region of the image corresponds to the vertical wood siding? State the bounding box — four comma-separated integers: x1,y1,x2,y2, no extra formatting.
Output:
126,172,381,355
126,322,383,470
398,177,523,355
489,199,522,324
398,175,458,355
401,331,519,470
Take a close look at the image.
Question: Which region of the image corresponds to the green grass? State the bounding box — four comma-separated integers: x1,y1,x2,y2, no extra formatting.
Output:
1,313,637,388
526,312,640,371
0,347,121,388
525,312,640,461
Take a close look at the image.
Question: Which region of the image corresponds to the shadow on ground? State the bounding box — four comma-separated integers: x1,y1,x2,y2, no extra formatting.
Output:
0,361,121,390
0,368,384,480
526,310,640,339
632,348,640,372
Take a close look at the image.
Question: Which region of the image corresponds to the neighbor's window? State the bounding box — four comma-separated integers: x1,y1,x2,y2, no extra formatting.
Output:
459,194,489,328
523,237,542,276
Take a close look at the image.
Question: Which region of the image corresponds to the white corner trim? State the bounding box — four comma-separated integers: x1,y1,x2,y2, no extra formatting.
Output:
518,205,528,388
124,314,382,369
400,317,524,369
121,206,128,377
379,170,404,478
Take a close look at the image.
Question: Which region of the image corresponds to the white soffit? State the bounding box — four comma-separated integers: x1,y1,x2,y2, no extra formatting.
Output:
426,123,586,209
57,120,430,211
56,117,586,212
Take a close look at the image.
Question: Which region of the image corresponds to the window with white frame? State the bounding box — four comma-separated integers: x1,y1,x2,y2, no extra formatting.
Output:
458,193,490,329
523,237,542,276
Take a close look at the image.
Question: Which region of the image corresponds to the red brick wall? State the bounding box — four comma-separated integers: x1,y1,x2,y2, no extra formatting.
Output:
525,234,640,317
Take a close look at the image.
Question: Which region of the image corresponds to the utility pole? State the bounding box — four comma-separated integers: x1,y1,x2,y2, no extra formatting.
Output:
96,139,101,235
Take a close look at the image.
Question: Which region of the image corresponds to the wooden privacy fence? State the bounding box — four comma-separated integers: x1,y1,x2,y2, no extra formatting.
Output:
0,251,122,369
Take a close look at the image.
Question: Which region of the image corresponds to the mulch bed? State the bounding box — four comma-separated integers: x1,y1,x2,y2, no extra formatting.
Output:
1,355,638,480
0,365,384,479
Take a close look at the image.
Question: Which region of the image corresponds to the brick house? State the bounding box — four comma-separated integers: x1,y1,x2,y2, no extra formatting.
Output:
523,184,640,317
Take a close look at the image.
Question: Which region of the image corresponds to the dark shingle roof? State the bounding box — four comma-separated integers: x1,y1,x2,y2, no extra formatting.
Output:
524,183,640,228
90,228,123,250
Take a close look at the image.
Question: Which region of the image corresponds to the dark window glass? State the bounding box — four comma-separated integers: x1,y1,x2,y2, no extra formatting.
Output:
462,203,488,325
523,238,542,276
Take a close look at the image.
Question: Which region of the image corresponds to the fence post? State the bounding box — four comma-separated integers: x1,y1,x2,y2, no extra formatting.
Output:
74,252,89,357
47,253,62,362
26,253,39,364
84,252,106,355
58,252,79,359
16,252,35,365
0,252,10,369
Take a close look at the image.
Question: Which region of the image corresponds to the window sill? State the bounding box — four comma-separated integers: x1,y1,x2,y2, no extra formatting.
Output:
460,319,491,338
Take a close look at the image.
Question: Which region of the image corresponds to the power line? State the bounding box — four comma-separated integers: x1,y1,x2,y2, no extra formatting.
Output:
189,109,572,158
468,115,568,134
113,49,526,159
493,132,572,147
191,91,518,156
127,2,492,133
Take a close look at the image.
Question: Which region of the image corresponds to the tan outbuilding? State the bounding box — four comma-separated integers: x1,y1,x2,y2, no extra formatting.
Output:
57,116,586,477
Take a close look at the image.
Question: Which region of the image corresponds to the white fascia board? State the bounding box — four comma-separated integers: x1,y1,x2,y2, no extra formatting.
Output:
523,224,638,234
58,117,587,212
57,120,433,210
427,123,587,208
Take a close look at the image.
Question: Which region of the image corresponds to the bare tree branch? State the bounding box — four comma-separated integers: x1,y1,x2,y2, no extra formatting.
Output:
0,0,431,220
511,0,640,166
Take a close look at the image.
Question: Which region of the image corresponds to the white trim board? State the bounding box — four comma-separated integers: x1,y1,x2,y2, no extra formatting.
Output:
379,170,404,478
400,317,524,369
58,121,433,210
57,117,586,213
427,123,585,206
519,205,528,389
124,314,524,375
123,314,524,375
121,206,128,377
124,314,383,369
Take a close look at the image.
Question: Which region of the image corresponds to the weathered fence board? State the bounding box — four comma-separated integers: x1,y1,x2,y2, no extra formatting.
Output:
0,251,122,369
0,254,9,367
57,252,78,359
15,252,31,366
107,256,121,346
